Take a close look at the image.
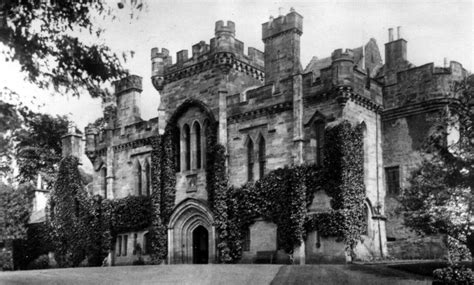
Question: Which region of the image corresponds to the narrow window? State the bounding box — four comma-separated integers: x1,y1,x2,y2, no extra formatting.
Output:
137,162,142,196
247,138,254,182
385,166,400,195
362,204,369,235
258,136,266,179
143,232,151,254
145,161,151,196
133,233,138,255
123,235,128,256
203,120,210,169
174,127,181,172
117,236,122,256
102,167,107,199
193,122,201,169
315,122,325,166
183,124,191,171
243,228,251,251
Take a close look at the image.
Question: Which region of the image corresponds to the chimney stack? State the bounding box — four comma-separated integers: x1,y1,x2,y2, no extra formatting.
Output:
397,26,401,39
444,57,448,67
388,28,394,42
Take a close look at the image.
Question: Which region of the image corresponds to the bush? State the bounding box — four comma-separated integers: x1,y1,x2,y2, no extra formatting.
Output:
0,250,13,271
433,264,474,284
26,254,50,270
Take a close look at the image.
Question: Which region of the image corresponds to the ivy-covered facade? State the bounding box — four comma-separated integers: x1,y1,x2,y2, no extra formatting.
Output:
66,8,468,266
71,9,390,265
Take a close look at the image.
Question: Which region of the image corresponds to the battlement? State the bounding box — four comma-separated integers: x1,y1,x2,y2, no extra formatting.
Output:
261,8,303,41
151,47,170,59
331,48,355,62
150,20,264,91
113,75,143,95
215,20,235,37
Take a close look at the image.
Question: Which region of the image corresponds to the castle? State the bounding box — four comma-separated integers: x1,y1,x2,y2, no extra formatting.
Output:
61,9,469,265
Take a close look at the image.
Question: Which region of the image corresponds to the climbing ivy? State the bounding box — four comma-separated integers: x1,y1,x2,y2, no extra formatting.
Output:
148,126,177,263
206,120,366,262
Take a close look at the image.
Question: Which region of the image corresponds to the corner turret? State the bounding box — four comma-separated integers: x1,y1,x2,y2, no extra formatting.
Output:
262,8,303,84
331,48,355,86
212,20,237,53
151,47,172,91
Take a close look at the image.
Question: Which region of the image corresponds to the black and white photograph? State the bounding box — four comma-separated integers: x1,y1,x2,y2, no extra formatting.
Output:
0,0,473,284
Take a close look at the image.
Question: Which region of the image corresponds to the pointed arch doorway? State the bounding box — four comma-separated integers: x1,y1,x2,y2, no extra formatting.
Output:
192,226,209,264
167,199,216,264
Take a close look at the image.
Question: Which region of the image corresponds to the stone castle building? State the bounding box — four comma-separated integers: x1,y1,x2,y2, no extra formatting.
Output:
62,9,469,265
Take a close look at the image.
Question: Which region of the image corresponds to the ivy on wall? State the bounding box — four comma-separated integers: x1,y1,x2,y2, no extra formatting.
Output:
49,156,155,267
148,126,178,263
205,120,366,262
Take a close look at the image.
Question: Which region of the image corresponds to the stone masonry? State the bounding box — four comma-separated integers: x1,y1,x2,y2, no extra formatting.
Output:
64,9,470,265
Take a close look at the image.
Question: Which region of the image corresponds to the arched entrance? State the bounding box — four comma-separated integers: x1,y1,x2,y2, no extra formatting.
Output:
167,198,216,264
192,226,209,264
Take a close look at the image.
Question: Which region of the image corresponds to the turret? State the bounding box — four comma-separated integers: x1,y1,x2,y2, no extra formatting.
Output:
331,48,355,87
113,74,143,127
262,8,303,84
151,47,172,91
213,20,236,53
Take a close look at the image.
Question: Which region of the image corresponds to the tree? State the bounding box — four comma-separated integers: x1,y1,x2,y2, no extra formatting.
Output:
0,183,34,241
401,75,474,261
0,100,22,180
0,0,143,98
14,111,69,189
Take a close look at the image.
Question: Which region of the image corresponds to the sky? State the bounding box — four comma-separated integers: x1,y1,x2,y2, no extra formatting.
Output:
1,0,473,129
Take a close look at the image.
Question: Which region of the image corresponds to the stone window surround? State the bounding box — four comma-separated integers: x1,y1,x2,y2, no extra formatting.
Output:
178,118,209,174
134,157,151,196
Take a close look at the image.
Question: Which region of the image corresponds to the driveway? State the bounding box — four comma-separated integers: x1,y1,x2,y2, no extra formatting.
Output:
0,264,431,285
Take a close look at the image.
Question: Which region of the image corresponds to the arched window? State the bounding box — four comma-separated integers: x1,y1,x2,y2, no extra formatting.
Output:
363,203,370,236
247,137,254,182
193,122,201,169
145,160,151,196
137,161,142,196
102,167,107,199
183,124,191,171
314,121,325,166
258,135,266,179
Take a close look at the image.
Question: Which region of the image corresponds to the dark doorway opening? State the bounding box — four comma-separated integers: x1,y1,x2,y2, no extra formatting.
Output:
192,226,209,264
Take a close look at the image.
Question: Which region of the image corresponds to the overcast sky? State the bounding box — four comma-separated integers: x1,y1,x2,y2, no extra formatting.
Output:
1,0,473,129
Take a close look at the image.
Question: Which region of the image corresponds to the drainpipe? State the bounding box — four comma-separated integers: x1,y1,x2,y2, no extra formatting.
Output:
375,108,384,258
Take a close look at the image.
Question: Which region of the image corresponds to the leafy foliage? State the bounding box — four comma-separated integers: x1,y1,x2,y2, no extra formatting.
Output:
207,120,366,262
0,183,34,240
400,75,474,261
433,264,474,284
0,0,144,97
15,112,69,189
148,128,177,263
48,156,89,267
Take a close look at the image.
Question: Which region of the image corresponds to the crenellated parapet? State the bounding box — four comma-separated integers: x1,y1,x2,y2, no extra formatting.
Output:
330,48,355,87
331,48,355,63
261,8,303,42
150,21,264,92
113,74,143,95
